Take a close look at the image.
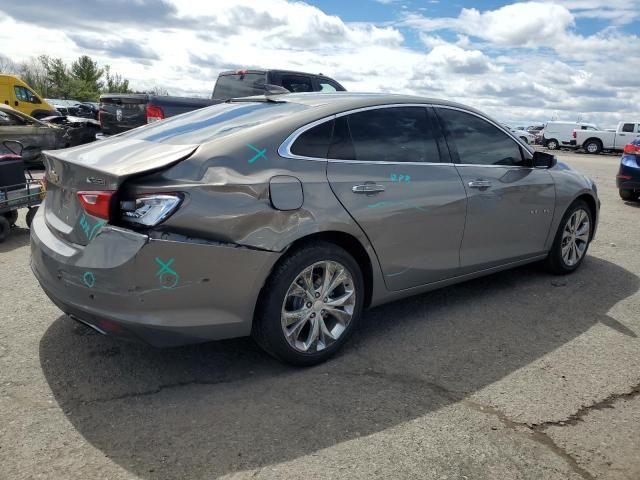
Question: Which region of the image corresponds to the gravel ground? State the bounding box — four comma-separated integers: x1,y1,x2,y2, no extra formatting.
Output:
0,150,638,480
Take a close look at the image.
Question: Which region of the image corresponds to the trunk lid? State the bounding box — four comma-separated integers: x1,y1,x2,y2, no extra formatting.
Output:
43,138,197,246
99,94,148,134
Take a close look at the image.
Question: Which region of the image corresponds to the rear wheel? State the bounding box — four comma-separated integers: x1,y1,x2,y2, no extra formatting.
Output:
252,241,364,366
546,138,559,150
0,216,10,243
26,207,38,228
584,140,602,154
619,189,636,201
3,210,18,227
545,200,592,274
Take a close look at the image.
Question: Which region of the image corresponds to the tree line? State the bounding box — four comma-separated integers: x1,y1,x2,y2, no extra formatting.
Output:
0,54,169,101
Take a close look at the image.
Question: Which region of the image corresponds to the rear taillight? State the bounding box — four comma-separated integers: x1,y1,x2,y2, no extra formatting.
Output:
623,143,640,155
77,191,115,220
572,131,576,138
98,110,103,126
120,194,182,226
146,104,164,124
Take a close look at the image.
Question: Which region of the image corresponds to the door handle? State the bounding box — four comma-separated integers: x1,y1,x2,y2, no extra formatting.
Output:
14,101,18,106
468,180,492,189
352,184,385,194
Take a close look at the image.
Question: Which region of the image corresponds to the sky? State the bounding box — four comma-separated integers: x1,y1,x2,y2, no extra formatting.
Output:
0,0,639,127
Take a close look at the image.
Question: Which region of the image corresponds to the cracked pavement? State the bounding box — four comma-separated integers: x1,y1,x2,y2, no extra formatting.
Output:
1,151,639,479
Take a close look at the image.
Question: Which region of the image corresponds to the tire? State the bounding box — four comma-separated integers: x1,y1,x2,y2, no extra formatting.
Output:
3,210,18,227
545,199,593,275
619,189,636,201
584,140,602,154
252,241,365,366
0,216,10,243
546,139,559,150
25,207,38,229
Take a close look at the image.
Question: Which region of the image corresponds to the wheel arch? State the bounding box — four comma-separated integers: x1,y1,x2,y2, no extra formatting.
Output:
575,193,598,240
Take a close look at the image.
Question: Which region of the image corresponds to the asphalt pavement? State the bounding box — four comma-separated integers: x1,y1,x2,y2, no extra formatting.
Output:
1,150,638,480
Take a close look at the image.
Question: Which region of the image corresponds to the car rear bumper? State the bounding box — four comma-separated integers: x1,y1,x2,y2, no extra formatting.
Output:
616,162,640,190
30,208,280,347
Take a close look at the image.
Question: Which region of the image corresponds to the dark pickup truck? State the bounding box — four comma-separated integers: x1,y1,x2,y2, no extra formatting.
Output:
98,69,345,135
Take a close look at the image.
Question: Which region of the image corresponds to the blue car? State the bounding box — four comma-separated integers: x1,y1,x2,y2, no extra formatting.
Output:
617,139,640,201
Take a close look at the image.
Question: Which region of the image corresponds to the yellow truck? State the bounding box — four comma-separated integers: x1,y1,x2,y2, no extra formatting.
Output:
0,75,57,119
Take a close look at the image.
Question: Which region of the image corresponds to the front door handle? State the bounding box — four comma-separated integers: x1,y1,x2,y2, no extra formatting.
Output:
352,184,385,194
468,180,492,189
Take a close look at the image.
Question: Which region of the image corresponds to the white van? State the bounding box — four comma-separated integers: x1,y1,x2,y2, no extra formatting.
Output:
542,121,599,150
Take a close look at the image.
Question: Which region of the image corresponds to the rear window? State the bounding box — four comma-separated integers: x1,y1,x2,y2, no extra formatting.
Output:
120,101,308,145
213,73,266,100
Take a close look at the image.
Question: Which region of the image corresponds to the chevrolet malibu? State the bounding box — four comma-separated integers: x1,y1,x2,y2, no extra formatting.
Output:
31,93,599,365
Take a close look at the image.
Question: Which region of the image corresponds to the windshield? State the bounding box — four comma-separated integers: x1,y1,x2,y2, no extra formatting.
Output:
120,101,308,145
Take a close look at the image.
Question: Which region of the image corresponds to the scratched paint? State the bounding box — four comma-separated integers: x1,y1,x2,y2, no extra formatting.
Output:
83,271,96,288
386,267,410,277
79,213,106,241
247,144,267,164
367,200,428,212
390,174,411,183
155,257,180,289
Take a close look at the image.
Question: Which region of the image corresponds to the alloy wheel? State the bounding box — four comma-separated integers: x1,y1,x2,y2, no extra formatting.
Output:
281,260,356,353
561,208,590,266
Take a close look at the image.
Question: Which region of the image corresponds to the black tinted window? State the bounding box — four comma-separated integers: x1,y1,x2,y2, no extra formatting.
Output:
328,116,355,160
281,75,313,93
622,123,635,133
437,108,524,166
291,120,333,158
333,107,440,163
213,73,266,100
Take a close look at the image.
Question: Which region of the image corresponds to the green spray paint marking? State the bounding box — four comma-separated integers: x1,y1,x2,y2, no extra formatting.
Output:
155,257,179,289
247,144,267,164
79,213,106,241
390,174,411,183
83,271,96,288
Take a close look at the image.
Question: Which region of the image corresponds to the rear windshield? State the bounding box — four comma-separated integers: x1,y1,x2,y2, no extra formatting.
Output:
213,73,266,100
120,101,308,145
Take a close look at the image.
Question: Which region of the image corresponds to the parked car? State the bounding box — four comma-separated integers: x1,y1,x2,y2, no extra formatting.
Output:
504,125,535,144
616,139,640,201
0,75,58,118
527,125,544,134
575,121,640,154
0,104,98,168
542,121,599,150
31,93,599,365
99,69,346,135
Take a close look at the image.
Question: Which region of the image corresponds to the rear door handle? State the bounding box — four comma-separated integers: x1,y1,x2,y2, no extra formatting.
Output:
352,184,385,194
468,180,492,189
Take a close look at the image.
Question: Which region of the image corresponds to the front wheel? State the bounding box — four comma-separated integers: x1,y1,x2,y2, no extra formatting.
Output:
252,241,364,366
546,139,559,150
545,200,593,274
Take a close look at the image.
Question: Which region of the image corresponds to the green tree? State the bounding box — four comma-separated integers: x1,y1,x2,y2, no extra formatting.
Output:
70,55,104,92
104,65,131,94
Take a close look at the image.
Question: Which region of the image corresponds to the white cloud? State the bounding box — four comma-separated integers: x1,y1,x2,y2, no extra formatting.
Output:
0,0,637,127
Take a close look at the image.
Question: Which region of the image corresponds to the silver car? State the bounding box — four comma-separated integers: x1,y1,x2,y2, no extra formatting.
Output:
31,93,599,365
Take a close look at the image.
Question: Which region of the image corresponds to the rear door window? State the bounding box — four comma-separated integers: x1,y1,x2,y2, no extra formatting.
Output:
213,73,266,100
436,108,525,167
280,75,313,93
331,106,440,163
622,123,635,133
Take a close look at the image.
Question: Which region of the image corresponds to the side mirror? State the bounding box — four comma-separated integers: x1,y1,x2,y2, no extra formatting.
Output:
532,150,557,168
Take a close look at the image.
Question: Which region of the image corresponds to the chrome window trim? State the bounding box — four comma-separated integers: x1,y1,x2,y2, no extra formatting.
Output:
277,102,533,165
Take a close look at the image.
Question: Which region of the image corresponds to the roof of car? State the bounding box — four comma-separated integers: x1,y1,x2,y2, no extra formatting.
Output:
246,92,487,117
